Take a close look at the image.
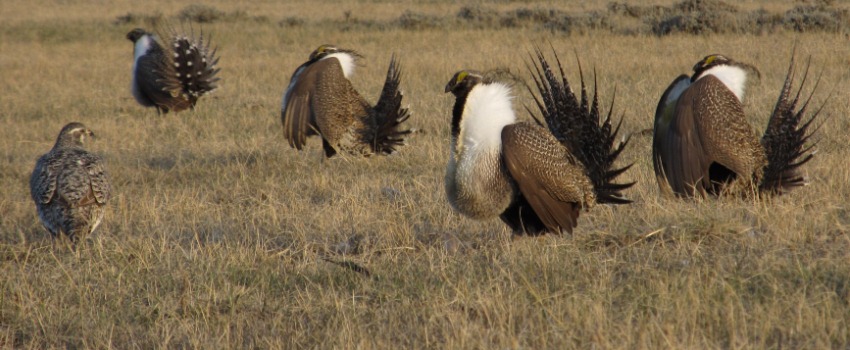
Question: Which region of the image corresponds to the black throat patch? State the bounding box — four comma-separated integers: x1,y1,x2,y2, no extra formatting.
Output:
451,89,471,140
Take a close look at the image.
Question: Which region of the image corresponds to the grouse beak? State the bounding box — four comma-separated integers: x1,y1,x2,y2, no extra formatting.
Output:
444,82,453,93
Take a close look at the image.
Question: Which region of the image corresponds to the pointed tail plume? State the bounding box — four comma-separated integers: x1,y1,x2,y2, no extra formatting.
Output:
527,46,634,204
371,55,411,155
759,52,824,194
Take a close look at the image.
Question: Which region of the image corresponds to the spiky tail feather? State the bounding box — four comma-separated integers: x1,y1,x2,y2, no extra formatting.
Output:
527,46,634,204
158,23,221,106
371,55,410,155
759,53,824,194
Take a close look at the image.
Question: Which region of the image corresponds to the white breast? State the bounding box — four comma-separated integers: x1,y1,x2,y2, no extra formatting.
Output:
131,35,155,103
132,35,154,70
695,64,748,101
322,52,356,78
459,82,517,153
446,82,517,219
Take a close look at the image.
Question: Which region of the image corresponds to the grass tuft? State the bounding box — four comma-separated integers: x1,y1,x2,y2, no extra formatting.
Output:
177,4,225,23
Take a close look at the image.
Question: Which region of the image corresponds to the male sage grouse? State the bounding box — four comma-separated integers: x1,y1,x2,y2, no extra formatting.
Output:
280,45,410,158
126,26,220,114
30,122,111,247
444,49,633,235
653,52,823,197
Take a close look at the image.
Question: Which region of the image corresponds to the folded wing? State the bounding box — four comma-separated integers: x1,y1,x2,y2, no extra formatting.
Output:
501,123,589,234
653,74,691,194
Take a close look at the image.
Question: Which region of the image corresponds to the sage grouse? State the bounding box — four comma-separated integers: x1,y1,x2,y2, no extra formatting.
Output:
653,52,822,197
280,45,410,158
444,49,633,235
126,26,220,114
30,122,111,246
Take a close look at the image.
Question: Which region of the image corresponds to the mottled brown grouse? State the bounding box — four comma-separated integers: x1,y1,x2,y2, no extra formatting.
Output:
281,45,410,158
653,52,822,197
30,122,111,246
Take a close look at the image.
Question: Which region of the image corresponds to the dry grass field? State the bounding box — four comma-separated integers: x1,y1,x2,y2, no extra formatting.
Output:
2,0,850,348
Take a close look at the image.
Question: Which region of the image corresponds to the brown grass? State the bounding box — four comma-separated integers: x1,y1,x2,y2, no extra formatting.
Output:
2,0,850,348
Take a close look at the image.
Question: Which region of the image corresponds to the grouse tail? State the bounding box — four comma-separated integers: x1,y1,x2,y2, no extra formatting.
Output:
371,55,410,155
759,52,824,194
527,47,634,204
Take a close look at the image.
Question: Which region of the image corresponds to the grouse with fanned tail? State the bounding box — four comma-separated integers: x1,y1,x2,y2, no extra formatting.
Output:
281,45,410,158
444,49,633,236
653,51,823,197
126,26,220,115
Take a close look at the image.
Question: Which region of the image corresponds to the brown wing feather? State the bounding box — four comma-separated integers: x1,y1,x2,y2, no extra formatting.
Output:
30,155,58,204
281,60,328,150
56,151,102,208
666,98,712,196
85,155,111,204
501,123,591,234
653,74,691,195
667,75,764,196
282,57,373,155
663,85,712,196
691,76,765,176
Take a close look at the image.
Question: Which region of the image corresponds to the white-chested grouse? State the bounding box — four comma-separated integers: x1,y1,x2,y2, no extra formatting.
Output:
653,51,823,197
444,49,633,235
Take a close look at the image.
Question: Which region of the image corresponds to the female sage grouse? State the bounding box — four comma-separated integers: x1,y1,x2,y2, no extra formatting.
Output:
30,122,111,247
653,52,822,197
126,26,220,114
444,49,633,235
280,45,410,158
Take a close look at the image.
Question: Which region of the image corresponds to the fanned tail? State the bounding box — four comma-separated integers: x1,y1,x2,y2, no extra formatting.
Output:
371,55,410,155
759,52,824,194
527,46,634,204
159,23,221,107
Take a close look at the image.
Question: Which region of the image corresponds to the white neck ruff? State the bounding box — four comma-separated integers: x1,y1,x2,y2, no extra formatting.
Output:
695,64,749,101
323,52,357,78
458,82,516,153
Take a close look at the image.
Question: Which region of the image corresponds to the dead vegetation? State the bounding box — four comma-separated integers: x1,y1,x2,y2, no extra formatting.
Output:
1,0,850,348
111,1,850,35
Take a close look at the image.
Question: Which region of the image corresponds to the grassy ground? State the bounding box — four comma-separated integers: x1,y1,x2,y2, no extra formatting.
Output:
2,0,850,348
